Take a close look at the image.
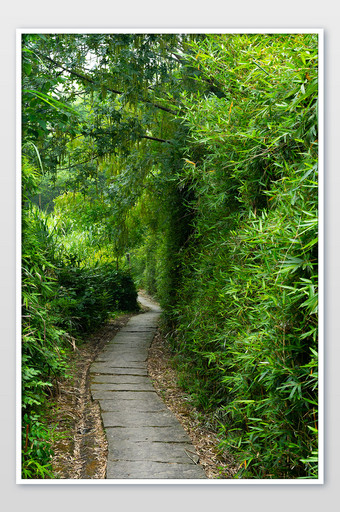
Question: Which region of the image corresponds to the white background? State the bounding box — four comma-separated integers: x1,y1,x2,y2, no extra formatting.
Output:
1,2,338,511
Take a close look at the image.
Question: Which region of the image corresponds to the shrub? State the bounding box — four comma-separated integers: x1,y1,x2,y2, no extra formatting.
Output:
157,33,319,479
54,263,138,333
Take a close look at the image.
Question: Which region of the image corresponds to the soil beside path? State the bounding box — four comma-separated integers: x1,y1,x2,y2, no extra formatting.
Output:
50,313,133,479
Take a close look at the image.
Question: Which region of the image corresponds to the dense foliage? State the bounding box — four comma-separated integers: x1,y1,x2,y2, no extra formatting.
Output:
21,32,320,479
21,158,137,478
164,34,319,479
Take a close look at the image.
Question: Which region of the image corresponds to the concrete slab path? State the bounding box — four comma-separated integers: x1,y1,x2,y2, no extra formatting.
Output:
90,294,207,480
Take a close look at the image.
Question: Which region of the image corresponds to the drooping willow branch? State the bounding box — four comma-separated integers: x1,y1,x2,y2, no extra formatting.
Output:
55,133,172,171
35,50,181,116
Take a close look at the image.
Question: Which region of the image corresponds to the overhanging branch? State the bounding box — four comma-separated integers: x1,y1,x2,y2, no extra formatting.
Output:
141,135,172,144
54,133,172,171
36,50,181,116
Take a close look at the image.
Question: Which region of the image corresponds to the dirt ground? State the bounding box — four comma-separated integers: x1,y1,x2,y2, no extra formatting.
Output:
50,314,132,479
49,308,237,479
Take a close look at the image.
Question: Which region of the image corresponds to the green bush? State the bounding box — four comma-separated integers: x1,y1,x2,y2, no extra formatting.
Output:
54,263,138,333
156,33,319,479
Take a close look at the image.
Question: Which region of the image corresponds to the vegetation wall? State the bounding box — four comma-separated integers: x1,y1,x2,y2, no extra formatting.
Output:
21,32,319,479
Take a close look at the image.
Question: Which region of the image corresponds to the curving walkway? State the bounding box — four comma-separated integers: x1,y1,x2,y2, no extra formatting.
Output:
90,294,207,479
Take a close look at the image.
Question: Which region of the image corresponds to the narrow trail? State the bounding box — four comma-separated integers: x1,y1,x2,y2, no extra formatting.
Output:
89,294,207,479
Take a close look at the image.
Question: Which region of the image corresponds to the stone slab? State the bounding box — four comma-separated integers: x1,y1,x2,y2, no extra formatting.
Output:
90,367,148,377
98,349,149,357
120,322,159,332
91,361,147,372
90,374,152,385
91,390,155,400
94,390,165,403
95,360,149,367
95,348,148,358
106,460,206,479
99,398,167,413
120,325,158,330
98,347,150,357
101,409,182,428
107,440,198,464
94,354,148,365
91,381,154,392
125,318,160,330
105,426,192,444
106,338,152,346
112,331,155,339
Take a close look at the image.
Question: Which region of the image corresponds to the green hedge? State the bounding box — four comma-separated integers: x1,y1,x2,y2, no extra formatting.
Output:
54,263,138,333
147,33,319,479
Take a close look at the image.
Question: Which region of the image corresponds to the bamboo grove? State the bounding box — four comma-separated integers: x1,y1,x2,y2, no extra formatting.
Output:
21,32,319,479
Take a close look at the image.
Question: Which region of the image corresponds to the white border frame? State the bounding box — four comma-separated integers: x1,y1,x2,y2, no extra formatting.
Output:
16,28,324,485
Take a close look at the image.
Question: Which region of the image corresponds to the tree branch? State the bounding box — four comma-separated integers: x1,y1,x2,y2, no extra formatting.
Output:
36,50,181,116
84,130,172,145
54,133,172,171
56,155,101,171
141,135,172,144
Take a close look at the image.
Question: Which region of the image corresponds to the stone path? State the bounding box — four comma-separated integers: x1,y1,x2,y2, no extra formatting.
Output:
89,294,207,480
